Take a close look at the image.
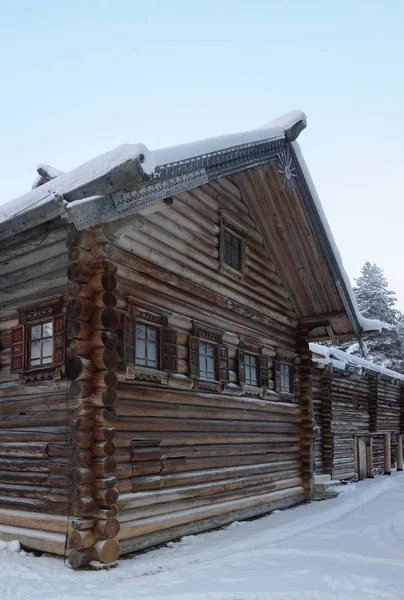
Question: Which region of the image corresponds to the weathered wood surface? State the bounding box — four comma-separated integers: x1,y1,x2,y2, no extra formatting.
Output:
101,176,308,554
0,219,71,555
312,365,403,480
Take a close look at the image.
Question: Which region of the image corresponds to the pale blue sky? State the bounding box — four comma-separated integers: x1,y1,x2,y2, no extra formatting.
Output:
1,1,403,307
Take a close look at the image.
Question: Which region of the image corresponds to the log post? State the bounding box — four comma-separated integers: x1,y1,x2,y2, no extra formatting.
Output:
66,227,120,567
384,432,391,475
320,376,333,477
297,327,315,500
397,434,403,472
366,438,374,479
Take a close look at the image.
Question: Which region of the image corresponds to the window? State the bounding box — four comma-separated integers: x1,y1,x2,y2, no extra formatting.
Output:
280,363,291,393
275,351,300,397
10,298,65,374
244,353,258,386
124,310,178,373
135,323,158,368
28,321,53,367
238,346,270,389
220,217,245,275
189,325,229,384
199,341,216,380
224,230,241,270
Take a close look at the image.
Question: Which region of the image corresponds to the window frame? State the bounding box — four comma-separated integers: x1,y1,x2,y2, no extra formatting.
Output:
10,297,66,375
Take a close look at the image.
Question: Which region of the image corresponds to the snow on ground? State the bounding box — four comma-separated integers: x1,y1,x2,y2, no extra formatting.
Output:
2,473,404,600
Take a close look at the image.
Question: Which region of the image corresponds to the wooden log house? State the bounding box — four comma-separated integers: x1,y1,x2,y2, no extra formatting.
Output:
311,344,404,481
0,111,382,567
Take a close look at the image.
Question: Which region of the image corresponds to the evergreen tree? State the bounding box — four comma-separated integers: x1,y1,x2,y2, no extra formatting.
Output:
337,263,404,373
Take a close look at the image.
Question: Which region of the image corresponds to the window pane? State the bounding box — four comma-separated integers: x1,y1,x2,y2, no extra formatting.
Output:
43,322,53,337
148,341,157,361
43,338,52,358
42,356,52,364
136,339,146,358
232,237,239,249
31,359,41,366
31,340,41,359
136,358,146,366
136,325,146,338
225,231,232,243
207,344,214,357
31,326,41,340
207,356,215,376
225,244,232,264
147,327,156,341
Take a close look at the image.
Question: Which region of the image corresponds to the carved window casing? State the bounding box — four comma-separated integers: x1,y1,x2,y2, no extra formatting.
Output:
220,215,245,276
275,350,300,398
10,297,66,376
238,341,270,390
189,323,229,386
124,303,178,381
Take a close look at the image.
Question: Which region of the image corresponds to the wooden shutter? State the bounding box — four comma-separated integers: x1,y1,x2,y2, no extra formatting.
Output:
189,336,200,378
259,355,269,388
163,328,178,372
292,365,300,395
10,325,25,373
238,349,245,385
218,344,229,383
53,314,66,365
275,360,281,392
124,316,136,365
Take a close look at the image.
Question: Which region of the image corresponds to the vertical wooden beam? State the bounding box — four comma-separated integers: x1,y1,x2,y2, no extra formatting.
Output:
320,375,333,477
397,434,403,472
297,327,315,500
366,438,374,478
368,376,378,433
384,432,391,475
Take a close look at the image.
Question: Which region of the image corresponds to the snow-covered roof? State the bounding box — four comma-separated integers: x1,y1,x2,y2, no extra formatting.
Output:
0,109,381,338
310,343,404,382
0,111,304,228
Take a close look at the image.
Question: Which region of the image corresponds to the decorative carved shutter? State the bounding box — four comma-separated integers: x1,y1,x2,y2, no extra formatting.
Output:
10,325,25,373
275,360,281,392
189,336,200,378
124,316,136,365
163,328,178,372
53,314,66,365
292,365,300,395
218,345,229,383
259,356,269,388
238,349,245,385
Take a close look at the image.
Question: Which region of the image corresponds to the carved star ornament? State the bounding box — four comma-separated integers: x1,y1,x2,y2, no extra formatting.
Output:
276,150,298,192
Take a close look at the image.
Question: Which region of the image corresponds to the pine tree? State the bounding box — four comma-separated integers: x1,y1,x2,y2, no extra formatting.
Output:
337,263,404,373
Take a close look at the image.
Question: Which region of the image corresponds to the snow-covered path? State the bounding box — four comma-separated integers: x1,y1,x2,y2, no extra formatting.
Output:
2,473,404,600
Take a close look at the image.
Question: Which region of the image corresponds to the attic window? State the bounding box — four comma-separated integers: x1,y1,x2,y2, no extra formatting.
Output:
224,230,242,270
220,216,245,275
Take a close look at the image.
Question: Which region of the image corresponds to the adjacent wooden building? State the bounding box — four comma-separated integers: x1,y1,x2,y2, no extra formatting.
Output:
0,111,383,567
311,344,404,481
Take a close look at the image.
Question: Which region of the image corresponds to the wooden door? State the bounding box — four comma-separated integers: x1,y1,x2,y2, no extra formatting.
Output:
357,437,367,480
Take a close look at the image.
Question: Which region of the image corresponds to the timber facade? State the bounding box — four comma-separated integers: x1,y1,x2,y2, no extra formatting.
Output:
0,111,390,567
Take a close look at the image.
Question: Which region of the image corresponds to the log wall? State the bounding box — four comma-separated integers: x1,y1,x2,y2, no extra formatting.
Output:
0,219,70,555
99,178,306,554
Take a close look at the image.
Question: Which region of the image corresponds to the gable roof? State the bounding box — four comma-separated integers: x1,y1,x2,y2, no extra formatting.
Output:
0,110,381,345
